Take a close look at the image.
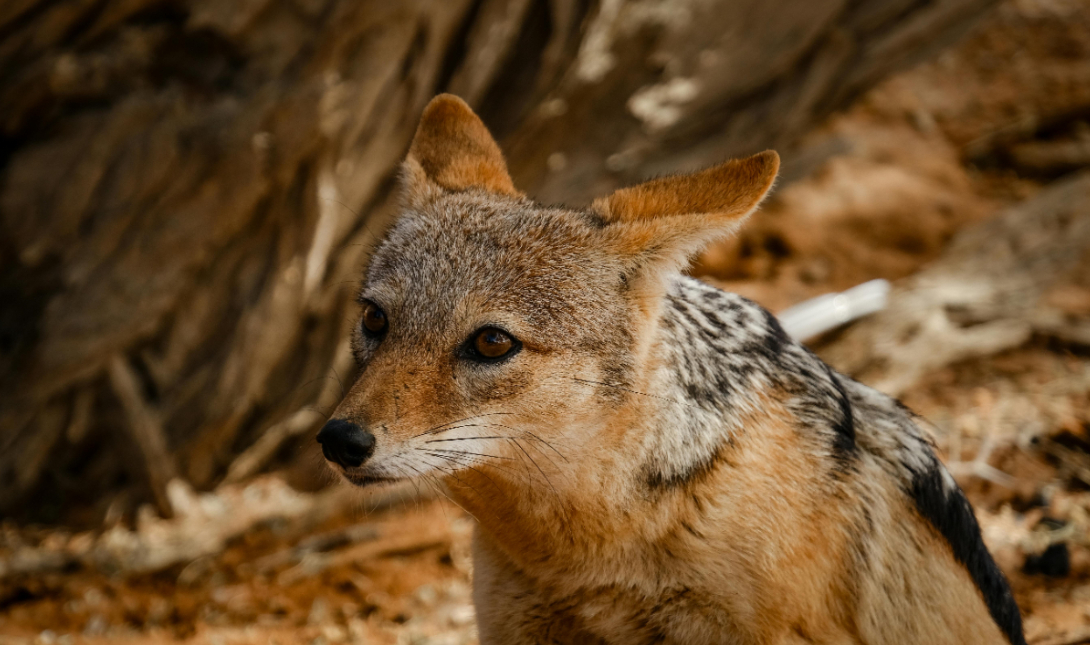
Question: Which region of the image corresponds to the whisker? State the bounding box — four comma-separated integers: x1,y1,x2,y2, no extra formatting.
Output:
425,452,509,494
401,463,428,503
506,437,576,546
414,430,576,547
471,423,569,464
424,435,517,444
411,412,516,438
412,423,485,439
569,376,692,408
506,437,559,499
419,427,570,479
424,449,525,481
515,430,569,462
421,463,484,522
424,451,524,480
428,448,514,461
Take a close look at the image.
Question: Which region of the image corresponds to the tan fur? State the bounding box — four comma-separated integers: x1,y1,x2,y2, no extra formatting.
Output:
465,393,1005,645
324,95,1020,645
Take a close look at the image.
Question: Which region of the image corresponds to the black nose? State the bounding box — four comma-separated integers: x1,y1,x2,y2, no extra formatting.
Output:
316,419,376,468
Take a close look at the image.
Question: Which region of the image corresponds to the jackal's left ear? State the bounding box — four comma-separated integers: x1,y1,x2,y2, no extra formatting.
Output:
402,94,520,202
594,151,779,273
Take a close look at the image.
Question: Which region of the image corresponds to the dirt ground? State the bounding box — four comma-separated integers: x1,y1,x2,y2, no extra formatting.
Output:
3,0,1090,642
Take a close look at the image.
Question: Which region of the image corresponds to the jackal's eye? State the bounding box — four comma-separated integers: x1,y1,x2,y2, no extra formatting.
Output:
465,327,520,362
360,300,388,337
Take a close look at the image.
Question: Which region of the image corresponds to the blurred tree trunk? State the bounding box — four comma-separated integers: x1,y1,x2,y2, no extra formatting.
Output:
0,0,995,523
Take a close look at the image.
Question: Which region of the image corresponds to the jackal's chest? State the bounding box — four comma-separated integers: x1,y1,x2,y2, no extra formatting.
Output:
474,525,767,644
565,580,758,645
518,551,765,645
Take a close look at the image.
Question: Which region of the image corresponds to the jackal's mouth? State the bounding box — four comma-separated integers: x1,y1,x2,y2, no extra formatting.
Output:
343,472,400,487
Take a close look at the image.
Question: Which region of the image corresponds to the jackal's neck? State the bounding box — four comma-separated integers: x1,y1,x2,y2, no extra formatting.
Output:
634,276,782,487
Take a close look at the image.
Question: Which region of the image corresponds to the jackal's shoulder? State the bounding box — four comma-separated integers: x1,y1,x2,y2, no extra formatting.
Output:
659,276,858,462
661,276,940,468
660,276,1025,645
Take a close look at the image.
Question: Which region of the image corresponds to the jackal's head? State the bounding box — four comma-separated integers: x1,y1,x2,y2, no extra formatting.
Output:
318,95,777,490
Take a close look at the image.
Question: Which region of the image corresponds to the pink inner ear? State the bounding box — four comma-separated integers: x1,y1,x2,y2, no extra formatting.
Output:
595,151,780,223
406,94,520,196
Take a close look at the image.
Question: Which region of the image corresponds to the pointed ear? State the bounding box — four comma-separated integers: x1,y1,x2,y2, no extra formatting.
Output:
402,94,519,199
593,151,779,272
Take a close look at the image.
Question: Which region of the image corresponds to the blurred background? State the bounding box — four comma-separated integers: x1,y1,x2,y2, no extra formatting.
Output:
2,0,1090,642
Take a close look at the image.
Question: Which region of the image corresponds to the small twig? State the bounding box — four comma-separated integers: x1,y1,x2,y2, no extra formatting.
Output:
224,409,323,484
946,434,1016,488
277,527,450,586
253,522,381,573
1008,135,1090,175
107,354,177,518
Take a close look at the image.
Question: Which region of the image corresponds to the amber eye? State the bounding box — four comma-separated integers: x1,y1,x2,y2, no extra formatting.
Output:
470,327,518,361
360,301,388,337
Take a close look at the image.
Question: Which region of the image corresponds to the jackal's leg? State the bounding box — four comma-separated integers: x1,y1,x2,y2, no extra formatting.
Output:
472,529,607,645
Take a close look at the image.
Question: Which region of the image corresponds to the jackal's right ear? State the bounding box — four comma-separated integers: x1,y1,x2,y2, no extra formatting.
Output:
401,94,519,204
593,151,779,276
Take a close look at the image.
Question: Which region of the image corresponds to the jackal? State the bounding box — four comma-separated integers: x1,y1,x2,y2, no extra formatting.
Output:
317,94,1025,645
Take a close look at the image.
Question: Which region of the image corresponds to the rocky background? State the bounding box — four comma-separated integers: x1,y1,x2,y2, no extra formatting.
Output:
2,0,1090,643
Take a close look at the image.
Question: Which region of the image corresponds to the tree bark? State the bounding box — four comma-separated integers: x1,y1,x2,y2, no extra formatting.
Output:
0,0,998,521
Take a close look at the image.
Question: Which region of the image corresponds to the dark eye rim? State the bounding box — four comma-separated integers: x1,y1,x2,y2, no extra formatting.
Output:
460,326,522,364
359,299,388,338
